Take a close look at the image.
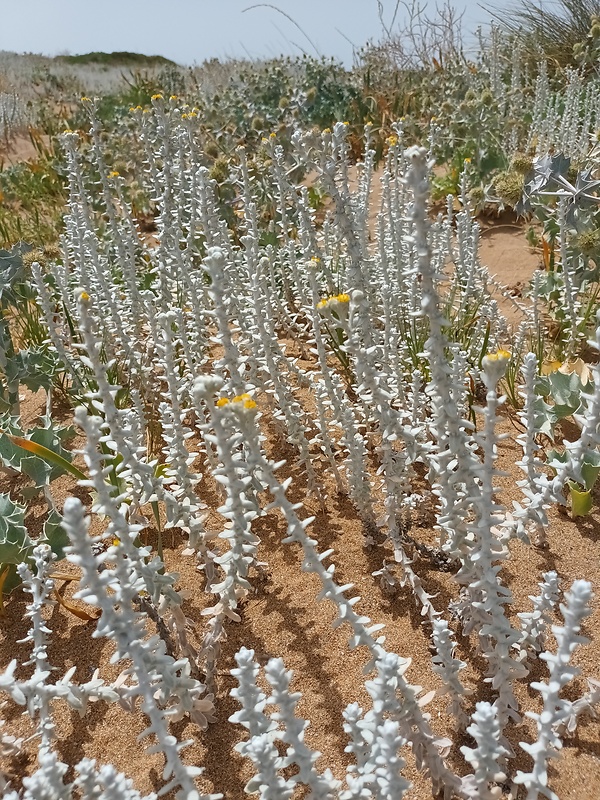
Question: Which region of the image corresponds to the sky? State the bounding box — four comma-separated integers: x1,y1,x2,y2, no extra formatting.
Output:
0,0,496,66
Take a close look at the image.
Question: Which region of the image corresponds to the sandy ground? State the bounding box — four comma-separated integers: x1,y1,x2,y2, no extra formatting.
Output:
0,133,51,167
2,168,597,800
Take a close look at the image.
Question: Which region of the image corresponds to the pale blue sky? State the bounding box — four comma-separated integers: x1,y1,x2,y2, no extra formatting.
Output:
1,0,497,65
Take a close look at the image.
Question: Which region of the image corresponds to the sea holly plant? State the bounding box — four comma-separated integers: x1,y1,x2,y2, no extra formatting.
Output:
528,361,600,517
534,362,595,439
546,448,600,518
0,492,68,600
0,413,83,504
520,153,600,224
0,414,82,599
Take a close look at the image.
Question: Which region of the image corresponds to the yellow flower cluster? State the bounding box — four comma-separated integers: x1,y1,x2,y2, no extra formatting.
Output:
316,293,350,310
482,349,511,383
216,393,257,410
484,348,511,362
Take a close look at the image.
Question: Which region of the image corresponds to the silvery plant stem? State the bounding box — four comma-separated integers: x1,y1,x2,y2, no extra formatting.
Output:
404,146,480,565
156,311,211,555
193,377,262,694
460,702,508,800
457,353,528,740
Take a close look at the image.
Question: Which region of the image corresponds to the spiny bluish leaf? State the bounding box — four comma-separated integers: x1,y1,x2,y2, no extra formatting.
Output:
42,510,69,562
0,493,31,565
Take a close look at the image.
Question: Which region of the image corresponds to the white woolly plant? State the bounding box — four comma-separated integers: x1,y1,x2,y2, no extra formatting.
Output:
404,146,482,568
229,647,294,799
340,652,443,800
0,545,144,798
305,268,370,511
59,130,95,279
155,310,213,561
63,498,218,799
231,648,342,799
339,397,379,541
6,753,161,800
514,580,594,800
431,618,472,729
516,571,561,665
74,405,199,675
203,247,248,396
81,229,138,376
262,138,309,309
231,646,415,800
75,289,165,520
7,545,130,723
513,352,548,547
456,349,528,738
30,260,86,396
311,123,365,292
247,258,323,500
192,376,262,695
460,702,509,800
345,288,415,562
557,198,582,359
